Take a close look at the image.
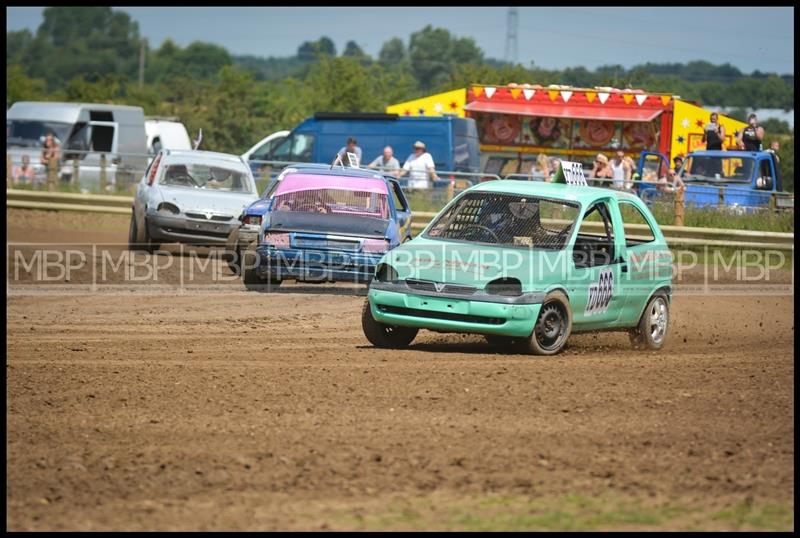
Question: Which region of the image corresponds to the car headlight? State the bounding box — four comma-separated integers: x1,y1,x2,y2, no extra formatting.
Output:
362,239,390,254
157,202,180,215
263,232,290,248
243,215,262,226
375,263,398,283
485,277,522,296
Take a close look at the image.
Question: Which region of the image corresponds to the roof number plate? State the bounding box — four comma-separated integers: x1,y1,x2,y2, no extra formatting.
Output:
559,160,588,186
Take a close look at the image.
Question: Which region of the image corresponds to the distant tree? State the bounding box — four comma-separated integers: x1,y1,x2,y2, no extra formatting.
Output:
297,36,336,61
760,118,792,136
409,26,469,90
342,40,364,57
61,74,122,103
6,29,33,65
378,37,406,65
6,64,46,105
26,7,141,89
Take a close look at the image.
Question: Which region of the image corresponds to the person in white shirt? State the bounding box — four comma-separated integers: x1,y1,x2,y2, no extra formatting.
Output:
399,140,436,189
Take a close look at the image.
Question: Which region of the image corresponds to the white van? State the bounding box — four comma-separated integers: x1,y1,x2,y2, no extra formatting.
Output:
7,101,147,192
145,117,192,155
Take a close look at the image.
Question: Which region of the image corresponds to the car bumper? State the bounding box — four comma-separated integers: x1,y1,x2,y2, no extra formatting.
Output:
148,213,239,246
367,283,543,338
254,246,383,283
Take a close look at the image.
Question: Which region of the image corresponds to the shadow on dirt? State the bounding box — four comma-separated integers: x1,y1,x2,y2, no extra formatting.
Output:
243,282,369,297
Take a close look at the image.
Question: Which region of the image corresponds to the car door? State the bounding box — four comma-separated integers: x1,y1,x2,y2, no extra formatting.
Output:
616,199,669,325
388,179,412,241
570,199,625,329
79,120,119,191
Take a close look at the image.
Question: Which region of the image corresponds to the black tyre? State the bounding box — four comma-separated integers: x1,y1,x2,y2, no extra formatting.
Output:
629,293,669,350
141,218,160,254
520,290,572,356
227,247,242,275
128,211,159,253
361,300,418,348
127,212,138,250
242,242,281,290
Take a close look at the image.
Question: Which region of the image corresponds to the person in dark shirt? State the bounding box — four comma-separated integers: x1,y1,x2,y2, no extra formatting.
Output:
702,112,725,150
737,113,765,152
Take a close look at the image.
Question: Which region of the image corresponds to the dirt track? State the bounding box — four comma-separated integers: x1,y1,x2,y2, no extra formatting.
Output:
6,210,795,530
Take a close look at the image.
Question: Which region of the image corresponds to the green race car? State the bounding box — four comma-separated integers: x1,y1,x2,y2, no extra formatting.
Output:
362,176,673,355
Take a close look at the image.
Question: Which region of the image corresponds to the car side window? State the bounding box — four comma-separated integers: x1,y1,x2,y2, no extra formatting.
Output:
252,137,284,161
618,202,656,247
757,159,773,190
573,202,615,268
389,181,408,212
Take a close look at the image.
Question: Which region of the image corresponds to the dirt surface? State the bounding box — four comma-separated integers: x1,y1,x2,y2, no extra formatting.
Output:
6,209,795,531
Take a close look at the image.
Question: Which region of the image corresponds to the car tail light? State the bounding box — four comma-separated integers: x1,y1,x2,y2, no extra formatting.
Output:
263,232,290,248
362,239,390,253
243,215,262,226
147,154,163,186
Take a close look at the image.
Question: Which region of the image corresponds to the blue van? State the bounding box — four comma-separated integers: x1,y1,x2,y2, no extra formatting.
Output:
254,113,480,179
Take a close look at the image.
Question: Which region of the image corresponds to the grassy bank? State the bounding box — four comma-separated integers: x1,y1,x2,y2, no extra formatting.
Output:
310,492,793,531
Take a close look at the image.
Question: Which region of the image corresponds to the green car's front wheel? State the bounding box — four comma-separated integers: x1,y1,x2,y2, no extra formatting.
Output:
521,290,572,356
361,300,418,349
630,293,669,350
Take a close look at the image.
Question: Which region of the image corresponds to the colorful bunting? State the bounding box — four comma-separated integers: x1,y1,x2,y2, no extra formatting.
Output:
560,90,573,102
623,94,635,104
635,94,648,106
598,92,610,104
484,86,496,98
472,86,483,98
660,95,671,106
522,88,535,100
548,90,559,101
586,91,597,103
510,88,521,99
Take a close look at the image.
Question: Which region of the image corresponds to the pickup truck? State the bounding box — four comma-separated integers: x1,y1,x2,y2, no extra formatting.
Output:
636,150,793,211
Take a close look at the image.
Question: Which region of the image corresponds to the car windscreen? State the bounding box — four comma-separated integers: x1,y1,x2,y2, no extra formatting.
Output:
682,156,753,183
424,191,580,250
271,188,389,220
7,120,72,149
160,163,254,193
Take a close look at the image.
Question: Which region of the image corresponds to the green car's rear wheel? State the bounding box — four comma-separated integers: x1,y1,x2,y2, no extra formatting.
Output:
630,293,669,350
361,300,418,348
521,290,572,356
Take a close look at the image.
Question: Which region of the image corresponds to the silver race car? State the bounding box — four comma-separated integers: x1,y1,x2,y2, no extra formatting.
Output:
129,149,259,253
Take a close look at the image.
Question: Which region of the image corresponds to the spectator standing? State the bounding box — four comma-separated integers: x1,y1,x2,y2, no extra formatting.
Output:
610,150,632,190
737,114,765,152
334,137,362,166
589,153,613,187
657,168,685,194
672,154,684,172
530,153,551,181
399,141,436,189
766,140,781,163
13,154,36,185
367,146,400,174
702,112,726,150
40,131,61,166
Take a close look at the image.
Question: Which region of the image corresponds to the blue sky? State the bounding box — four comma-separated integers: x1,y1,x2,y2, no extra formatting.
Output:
6,7,794,74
